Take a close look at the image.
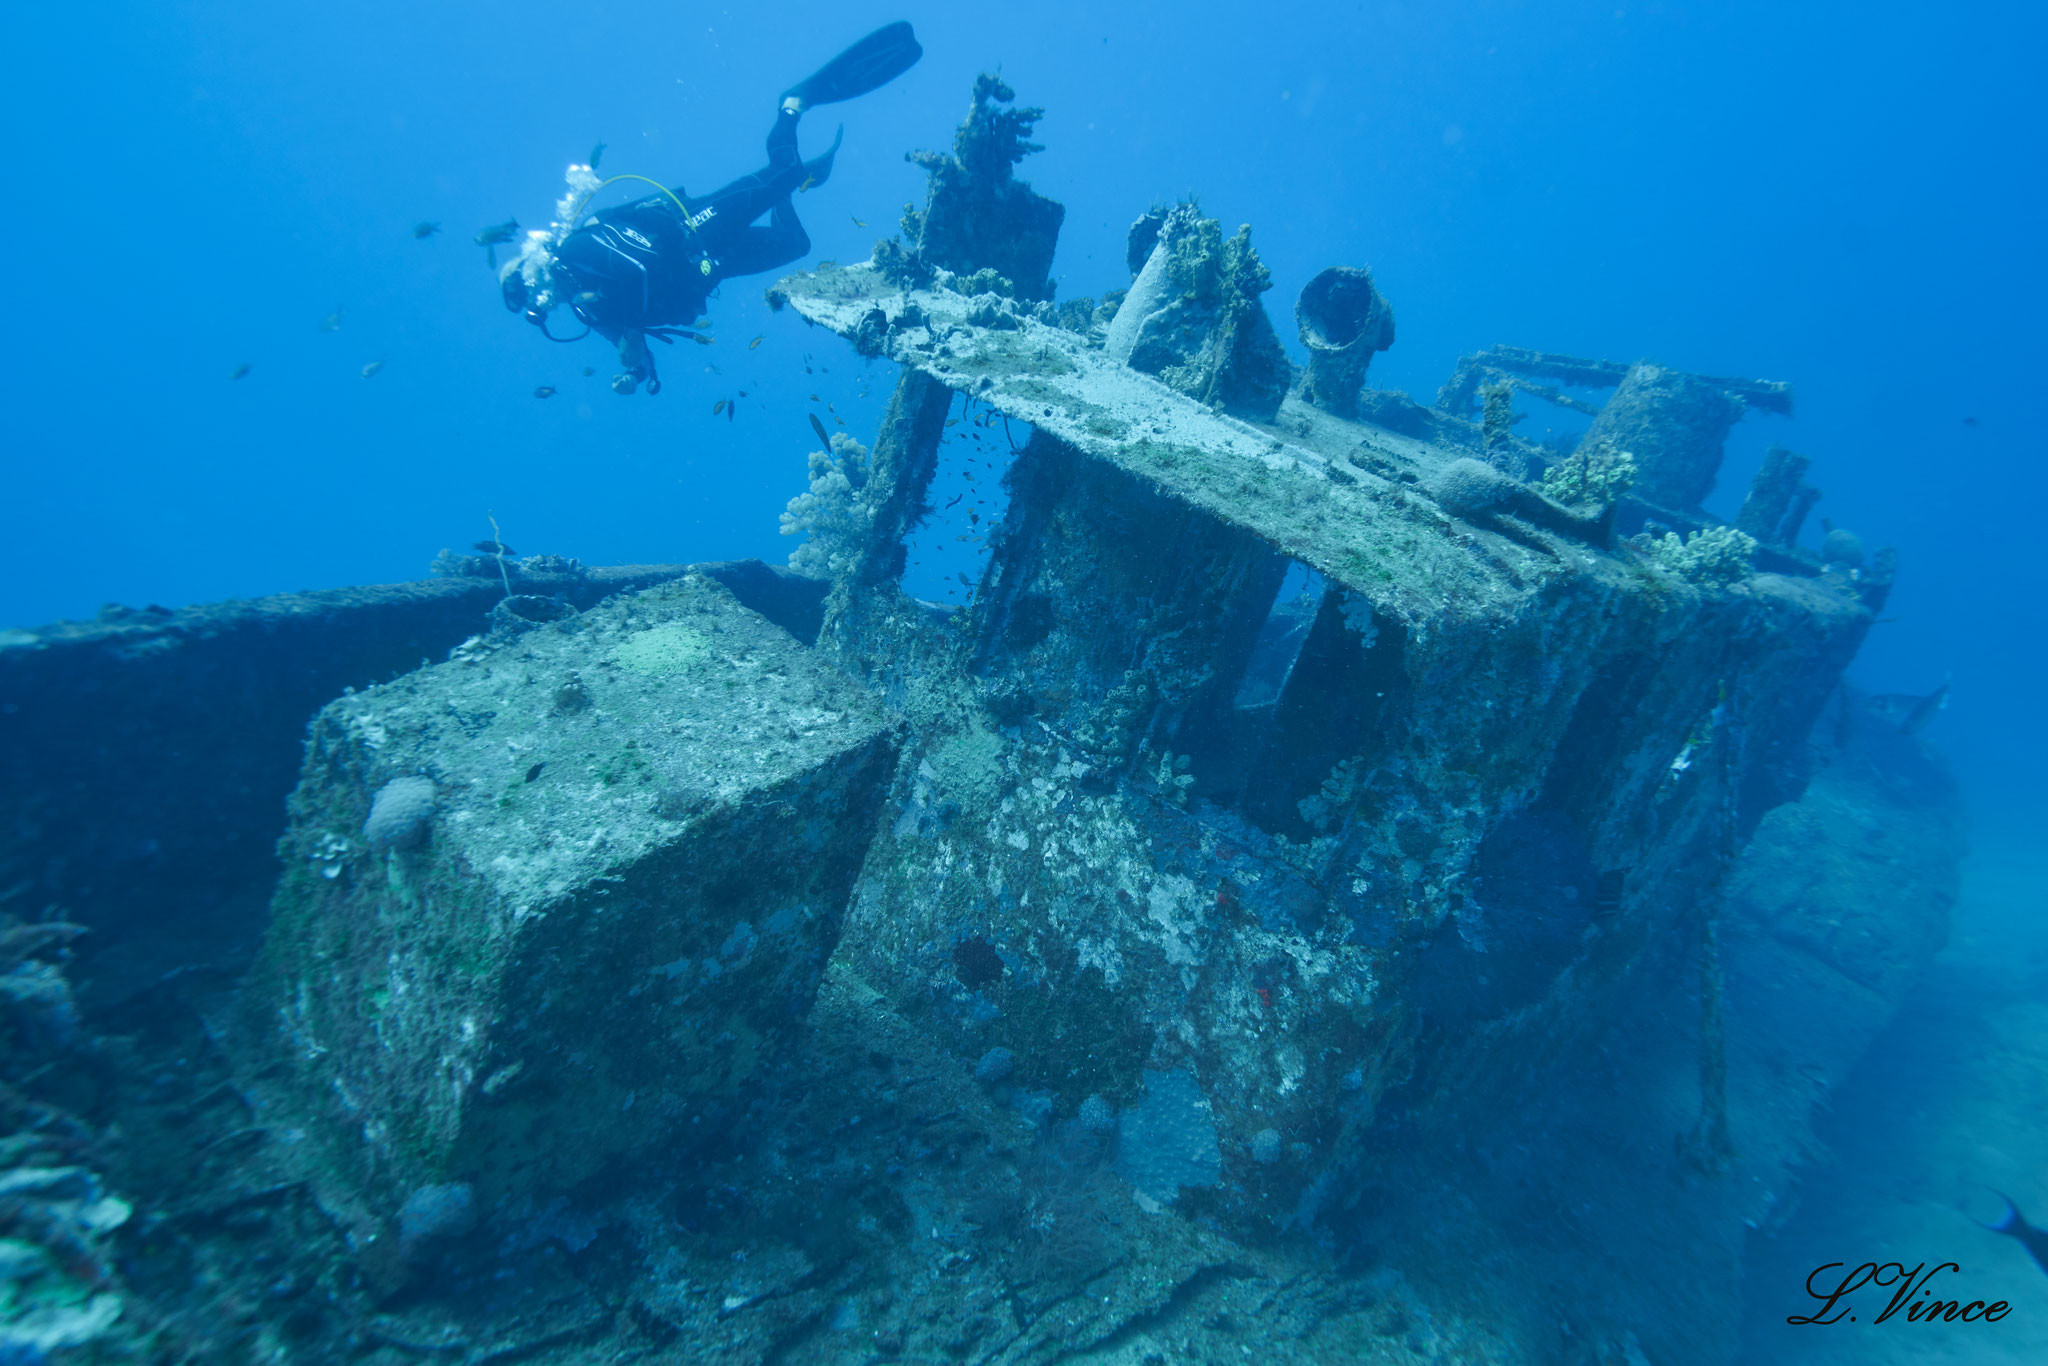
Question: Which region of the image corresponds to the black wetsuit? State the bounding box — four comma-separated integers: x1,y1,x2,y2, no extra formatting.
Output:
554,107,832,343
509,22,920,394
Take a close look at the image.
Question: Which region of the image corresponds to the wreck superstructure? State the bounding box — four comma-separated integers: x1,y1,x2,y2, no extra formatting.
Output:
767,76,1874,1229
0,75,1961,1366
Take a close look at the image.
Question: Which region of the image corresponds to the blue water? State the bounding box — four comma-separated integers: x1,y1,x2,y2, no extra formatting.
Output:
10,1,2042,817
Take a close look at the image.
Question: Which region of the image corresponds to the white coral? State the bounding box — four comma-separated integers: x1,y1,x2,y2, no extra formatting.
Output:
780,434,874,581
1646,525,1757,589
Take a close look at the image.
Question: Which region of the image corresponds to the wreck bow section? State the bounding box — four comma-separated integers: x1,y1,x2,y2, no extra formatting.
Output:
771,239,1872,1251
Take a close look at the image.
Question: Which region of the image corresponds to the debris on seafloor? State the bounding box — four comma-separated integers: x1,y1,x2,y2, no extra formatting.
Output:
0,70,1963,1366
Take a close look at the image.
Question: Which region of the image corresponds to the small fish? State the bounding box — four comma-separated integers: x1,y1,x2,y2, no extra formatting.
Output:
692,334,715,346
944,419,958,427
834,415,845,426
576,291,600,303
737,390,748,398
851,214,867,228
749,335,764,350
809,414,831,446
473,539,517,556
413,221,441,239
582,366,596,377
1963,416,1979,427
319,311,342,333
713,399,728,416
476,217,520,268
727,399,736,423
361,360,384,379
957,572,973,586
534,385,557,399
1981,1194,2048,1278
589,140,606,169
809,393,821,402
229,363,252,381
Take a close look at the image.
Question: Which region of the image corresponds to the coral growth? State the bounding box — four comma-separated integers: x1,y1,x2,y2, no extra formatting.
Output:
903,75,1065,301
1645,525,1758,588
1540,447,1639,506
781,433,876,581
1104,203,1291,420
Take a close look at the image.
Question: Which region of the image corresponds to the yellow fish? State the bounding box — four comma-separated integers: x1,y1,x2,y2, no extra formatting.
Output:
749,336,764,350
851,214,867,228
712,399,728,416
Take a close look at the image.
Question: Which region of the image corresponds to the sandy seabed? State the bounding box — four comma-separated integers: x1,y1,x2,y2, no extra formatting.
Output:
1743,822,2048,1364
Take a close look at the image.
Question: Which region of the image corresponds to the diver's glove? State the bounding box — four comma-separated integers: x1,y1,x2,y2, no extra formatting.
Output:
613,331,661,397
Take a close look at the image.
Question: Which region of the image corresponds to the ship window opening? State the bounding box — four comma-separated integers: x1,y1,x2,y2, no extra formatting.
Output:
1232,562,1325,710
1235,593,1404,840
900,391,1024,610
1488,382,1608,480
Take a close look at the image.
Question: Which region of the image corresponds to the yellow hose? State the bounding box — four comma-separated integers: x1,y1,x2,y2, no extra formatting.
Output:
567,173,695,233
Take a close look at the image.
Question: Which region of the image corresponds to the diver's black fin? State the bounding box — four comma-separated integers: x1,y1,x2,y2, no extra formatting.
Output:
783,21,921,109
801,125,845,190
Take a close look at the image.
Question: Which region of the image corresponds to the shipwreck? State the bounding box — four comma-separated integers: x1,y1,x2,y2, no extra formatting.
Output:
0,76,1959,1365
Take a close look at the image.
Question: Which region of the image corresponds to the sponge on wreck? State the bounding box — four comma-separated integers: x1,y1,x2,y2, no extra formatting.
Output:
1427,458,1611,546
363,775,437,851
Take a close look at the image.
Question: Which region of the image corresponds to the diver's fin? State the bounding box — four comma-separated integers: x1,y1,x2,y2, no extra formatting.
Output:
783,21,921,109
800,125,845,191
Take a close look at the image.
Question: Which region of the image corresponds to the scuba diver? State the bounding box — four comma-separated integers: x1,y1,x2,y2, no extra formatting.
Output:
500,21,921,395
